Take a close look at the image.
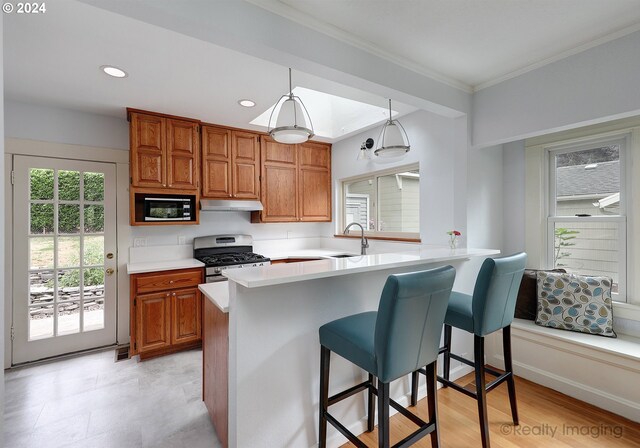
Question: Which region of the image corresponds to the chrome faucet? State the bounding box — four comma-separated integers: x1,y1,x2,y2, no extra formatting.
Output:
343,222,369,255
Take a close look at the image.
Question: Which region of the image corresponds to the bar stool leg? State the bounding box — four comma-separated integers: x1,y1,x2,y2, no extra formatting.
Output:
410,370,419,406
503,326,519,425
378,379,390,448
442,324,452,388
319,346,330,448
425,362,440,448
368,373,375,432
474,335,490,448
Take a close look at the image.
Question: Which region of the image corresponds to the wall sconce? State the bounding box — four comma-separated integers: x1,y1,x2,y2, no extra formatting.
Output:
357,138,374,161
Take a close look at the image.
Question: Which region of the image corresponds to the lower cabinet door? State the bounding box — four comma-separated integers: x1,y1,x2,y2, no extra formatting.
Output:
171,287,202,345
136,292,172,353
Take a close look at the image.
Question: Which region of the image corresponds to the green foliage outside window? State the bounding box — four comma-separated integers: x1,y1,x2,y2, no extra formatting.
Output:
30,169,104,234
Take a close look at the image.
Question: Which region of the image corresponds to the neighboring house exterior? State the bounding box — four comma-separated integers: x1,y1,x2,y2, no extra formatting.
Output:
345,171,420,233
555,160,620,283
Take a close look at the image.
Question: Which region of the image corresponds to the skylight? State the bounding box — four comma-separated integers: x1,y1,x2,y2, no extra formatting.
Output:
250,87,397,140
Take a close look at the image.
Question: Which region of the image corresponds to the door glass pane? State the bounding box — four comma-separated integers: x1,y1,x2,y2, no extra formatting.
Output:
377,170,420,232
57,237,80,268
84,268,105,294
57,302,80,336
29,271,54,305
83,236,104,266
58,170,80,201
84,172,104,201
555,145,620,216
29,237,54,269
84,205,104,233
553,222,620,293
29,305,54,340
57,269,81,301
30,203,54,234
30,168,54,200
84,299,104,332
59,204,81,234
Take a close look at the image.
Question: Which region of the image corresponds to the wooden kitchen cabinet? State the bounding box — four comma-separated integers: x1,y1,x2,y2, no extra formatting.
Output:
129,110,199,190
130,267,203,359
252,137,331,223
201,125,260,199
298,141,331,222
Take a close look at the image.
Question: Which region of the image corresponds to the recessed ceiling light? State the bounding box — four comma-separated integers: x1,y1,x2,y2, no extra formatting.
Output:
100,65,128,78
238,99,256,108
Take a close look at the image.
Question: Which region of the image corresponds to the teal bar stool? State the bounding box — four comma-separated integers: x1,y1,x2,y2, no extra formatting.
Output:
412,253,526,448
318,266,456,448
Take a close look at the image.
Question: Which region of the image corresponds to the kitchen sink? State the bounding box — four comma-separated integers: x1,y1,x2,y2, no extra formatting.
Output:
330,254,356,258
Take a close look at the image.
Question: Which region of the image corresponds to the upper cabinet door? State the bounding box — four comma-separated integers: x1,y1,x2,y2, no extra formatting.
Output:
259,137,298,222
232,131,260,199
201,126,232,198
167,119,199,190
298,142,331,222
130,113,166,188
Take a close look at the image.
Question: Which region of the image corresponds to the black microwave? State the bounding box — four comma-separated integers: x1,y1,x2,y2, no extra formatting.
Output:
144,196,192,221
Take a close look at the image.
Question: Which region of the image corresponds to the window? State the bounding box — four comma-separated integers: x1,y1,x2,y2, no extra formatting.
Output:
342,164,420,239
547,137,628,300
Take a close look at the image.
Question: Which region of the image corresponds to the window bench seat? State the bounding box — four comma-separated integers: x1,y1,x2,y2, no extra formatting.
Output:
485,318,640,423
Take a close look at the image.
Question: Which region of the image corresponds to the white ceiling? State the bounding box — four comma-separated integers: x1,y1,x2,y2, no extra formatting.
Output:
249,0,640,90
6,0,640,139
3,1,415,143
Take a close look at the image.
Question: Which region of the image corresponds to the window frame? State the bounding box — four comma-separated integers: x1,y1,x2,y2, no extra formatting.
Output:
545,135,630,302
340,163,420,240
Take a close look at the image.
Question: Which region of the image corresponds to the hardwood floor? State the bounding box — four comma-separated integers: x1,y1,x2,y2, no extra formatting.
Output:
343,368,640,447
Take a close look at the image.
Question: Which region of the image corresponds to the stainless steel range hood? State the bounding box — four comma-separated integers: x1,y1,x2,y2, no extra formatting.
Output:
200,199,263,212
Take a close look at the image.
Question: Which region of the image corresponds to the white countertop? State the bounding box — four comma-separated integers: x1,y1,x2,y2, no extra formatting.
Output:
199,282,229,313
127,258,204,274
223,247,499,288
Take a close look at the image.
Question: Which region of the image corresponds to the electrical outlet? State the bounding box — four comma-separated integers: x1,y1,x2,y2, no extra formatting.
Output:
133,238,147,247
287,231,293,239
178,235,186,245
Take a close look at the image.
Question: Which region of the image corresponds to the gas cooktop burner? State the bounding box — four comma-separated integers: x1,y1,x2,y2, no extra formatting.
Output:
197,252,269,267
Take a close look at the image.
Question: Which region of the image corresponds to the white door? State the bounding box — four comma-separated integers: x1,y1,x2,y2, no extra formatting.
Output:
12,155,117,364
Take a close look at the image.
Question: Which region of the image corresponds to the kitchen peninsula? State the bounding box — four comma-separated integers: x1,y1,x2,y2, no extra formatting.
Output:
200,247,499,448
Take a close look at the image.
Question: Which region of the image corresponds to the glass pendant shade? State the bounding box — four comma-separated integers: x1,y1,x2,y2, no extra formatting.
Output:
268,68,314,145
374,99,410,161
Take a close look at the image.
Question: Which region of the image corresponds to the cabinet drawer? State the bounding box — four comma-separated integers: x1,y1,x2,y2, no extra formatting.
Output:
134,268,203,294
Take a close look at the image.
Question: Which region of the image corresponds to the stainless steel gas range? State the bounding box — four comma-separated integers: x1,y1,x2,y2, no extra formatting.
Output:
194,234,271,283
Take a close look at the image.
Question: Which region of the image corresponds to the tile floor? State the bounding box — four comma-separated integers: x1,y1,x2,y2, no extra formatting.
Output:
4,348,220,448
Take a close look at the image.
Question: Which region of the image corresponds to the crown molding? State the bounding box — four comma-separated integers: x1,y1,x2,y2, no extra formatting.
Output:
246,0,473,94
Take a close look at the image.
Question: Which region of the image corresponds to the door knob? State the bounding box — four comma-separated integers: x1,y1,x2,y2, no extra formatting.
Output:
105,268,115,276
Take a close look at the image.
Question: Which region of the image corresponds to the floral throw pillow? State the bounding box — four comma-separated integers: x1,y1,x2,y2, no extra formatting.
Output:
536,271,616,338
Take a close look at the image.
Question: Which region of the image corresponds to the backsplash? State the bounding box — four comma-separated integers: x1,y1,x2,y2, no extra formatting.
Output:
130,210,333,247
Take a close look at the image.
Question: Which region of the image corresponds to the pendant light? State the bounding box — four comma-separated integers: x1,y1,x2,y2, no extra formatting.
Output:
268,68,314,144
374,99,410,160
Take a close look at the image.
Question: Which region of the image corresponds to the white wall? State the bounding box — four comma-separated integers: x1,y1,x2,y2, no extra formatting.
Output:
467,145,504,251
331,109,459,246
473,30,640,148
502,140,526,255
5,100,128,150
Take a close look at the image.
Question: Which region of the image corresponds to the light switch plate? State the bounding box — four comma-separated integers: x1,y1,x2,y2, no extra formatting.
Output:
133,238,147,247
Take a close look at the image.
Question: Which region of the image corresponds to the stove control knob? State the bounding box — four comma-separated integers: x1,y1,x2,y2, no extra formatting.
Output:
213,267,222,274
